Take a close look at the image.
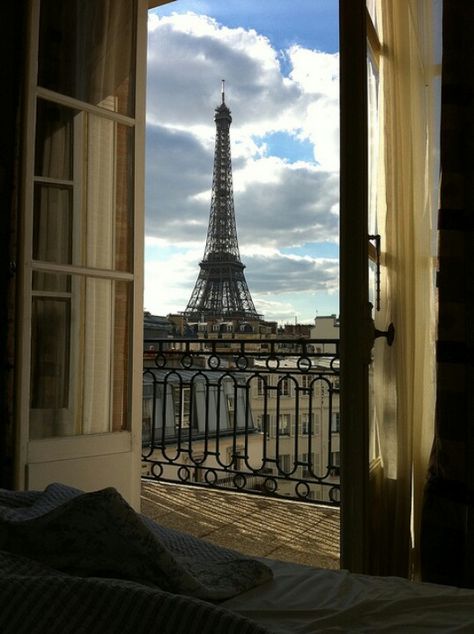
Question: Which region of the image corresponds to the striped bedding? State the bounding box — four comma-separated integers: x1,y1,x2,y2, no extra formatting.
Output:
0,484,272,634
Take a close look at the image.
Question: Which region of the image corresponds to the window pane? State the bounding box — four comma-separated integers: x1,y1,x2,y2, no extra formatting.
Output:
112,281,131,431
32,271,70,293
369,258,378,311
81,277,114,433
30,297,70,411
38,0,136,116
33,184,72,264
367,55,380,237
35,105,134,271
35,100,74,180
30,274,131,438
115,125,134,272
86,115,133,272
366,0,379,33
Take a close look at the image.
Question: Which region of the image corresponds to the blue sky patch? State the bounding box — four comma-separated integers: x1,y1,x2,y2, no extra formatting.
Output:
146,243,187,261
153,1,339,55
259,131,315,164
281,242,339,258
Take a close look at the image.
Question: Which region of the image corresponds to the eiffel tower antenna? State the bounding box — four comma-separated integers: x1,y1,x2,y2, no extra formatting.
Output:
184,84,261,322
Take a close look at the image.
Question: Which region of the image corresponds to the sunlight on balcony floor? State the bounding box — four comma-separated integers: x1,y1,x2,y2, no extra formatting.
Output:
141,480,340,569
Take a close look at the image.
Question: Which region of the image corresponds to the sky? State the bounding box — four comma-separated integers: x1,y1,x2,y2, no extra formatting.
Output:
145,0,340,324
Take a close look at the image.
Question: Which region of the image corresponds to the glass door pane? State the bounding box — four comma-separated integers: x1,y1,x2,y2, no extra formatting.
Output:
38,0,137,116
30,273,131,438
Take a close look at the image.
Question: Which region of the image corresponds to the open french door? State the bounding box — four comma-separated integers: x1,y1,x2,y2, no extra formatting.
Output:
340,0,439,575
339,0,371,572
339,0,392,572
15,0,148,508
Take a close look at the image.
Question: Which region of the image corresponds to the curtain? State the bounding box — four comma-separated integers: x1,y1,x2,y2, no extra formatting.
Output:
421,1,474,588
81,113,114,434
370,0,438,577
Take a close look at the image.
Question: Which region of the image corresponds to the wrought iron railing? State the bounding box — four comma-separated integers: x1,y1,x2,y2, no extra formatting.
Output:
142,337,340,506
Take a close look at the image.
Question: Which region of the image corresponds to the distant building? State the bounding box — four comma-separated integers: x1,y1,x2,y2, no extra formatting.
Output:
310,314,340,353
144,312,175,341
142,369,264,486
167,313,191,337
278,324,313,338
187,318,277,338
249,356,340,503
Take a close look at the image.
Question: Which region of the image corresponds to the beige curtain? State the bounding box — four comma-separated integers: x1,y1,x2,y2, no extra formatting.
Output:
370,0,437,577
81,113,114,434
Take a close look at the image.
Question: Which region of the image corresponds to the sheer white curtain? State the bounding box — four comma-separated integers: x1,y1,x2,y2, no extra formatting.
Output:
370,0,437,577
81,113,115,434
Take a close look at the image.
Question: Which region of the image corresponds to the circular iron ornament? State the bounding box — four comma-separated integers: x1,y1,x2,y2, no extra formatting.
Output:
263,477,277,493
178,466,191,482
208,355,221,369
181,355,193,369
151,462,163,479
141,446,154,460
205,469,218,485
235,355,248,370
297,356,312,373
330,357,340,372
266,356,280,371
154,353,167,368
329,485,341,504
233,473,246,489
295,480,311,499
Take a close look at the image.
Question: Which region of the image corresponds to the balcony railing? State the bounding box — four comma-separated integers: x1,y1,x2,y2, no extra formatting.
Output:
142,337,340,506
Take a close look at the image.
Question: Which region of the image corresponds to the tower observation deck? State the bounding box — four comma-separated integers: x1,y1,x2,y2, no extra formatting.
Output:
184,82,261,322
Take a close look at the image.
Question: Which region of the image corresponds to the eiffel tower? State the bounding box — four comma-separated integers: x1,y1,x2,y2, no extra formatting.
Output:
184,82,261,322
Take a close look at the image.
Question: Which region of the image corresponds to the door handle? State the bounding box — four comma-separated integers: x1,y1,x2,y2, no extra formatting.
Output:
368,303,395,351
374,322,395,346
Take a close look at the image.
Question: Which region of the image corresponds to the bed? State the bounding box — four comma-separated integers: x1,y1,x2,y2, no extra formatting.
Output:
1,484,473,633
223,558,474,633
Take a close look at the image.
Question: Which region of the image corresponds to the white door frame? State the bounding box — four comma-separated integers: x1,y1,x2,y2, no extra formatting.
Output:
14,0,147,509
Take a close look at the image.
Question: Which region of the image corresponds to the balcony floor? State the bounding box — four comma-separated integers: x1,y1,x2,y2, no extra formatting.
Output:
141,480,340,569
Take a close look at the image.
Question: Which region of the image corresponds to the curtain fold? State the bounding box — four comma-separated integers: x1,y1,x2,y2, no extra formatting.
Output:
370,0,437,577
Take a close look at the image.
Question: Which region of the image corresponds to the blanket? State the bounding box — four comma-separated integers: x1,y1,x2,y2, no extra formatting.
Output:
0,484,273,633
0,550,269,634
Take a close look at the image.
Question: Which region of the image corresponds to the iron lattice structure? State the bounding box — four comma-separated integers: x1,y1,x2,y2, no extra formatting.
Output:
184,84,261,322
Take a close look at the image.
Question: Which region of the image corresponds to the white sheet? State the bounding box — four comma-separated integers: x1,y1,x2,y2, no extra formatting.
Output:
223,559,474,633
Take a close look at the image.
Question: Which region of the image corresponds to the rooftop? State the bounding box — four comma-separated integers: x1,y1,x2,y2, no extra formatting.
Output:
141,480,340,569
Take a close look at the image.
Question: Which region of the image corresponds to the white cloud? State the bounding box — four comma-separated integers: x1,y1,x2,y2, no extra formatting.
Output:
146,12,297,133
144,241,339,321
288,46,339,97
288,46,340,170
251,297,303,324
243,251,339,295
144,247,200,316
146,124,339,248
144,11,340,320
